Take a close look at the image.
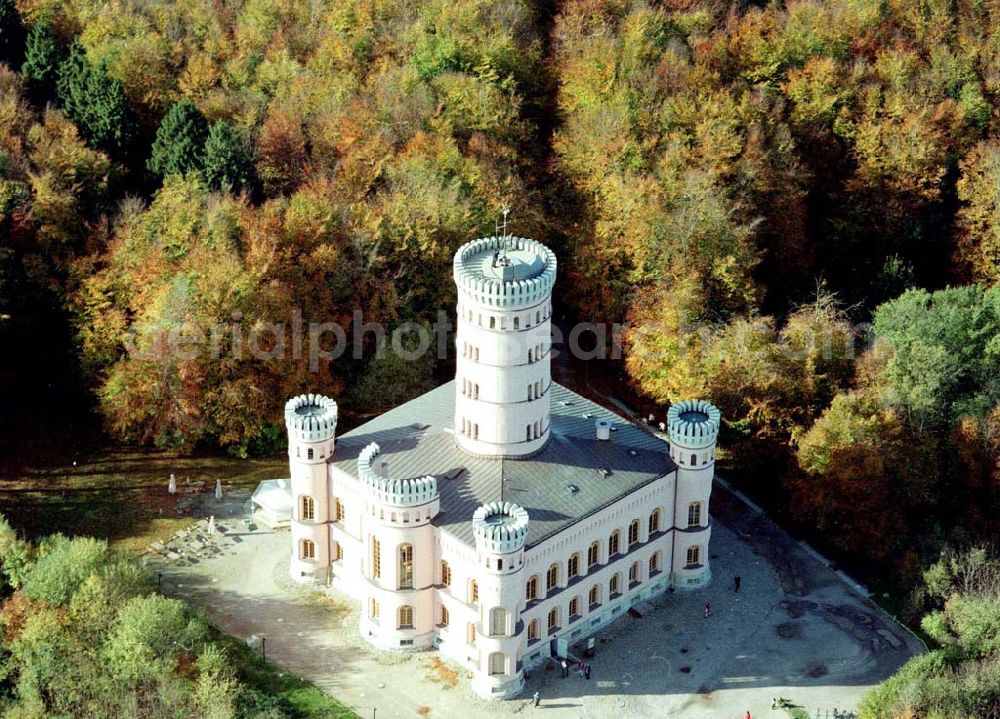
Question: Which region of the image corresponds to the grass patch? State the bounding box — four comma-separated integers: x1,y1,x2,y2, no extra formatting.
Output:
0,441,285,548
215,627,359,719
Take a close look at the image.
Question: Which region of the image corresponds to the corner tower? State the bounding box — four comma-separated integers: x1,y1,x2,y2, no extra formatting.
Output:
667,399,720,589
453,235,556,457
356,442,441,651
470,501,529,698
285,394,338,583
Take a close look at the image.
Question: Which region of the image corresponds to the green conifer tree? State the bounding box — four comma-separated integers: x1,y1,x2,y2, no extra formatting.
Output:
202,120,252,191
147,101,209,179
56,42,131,156
22,24,59,100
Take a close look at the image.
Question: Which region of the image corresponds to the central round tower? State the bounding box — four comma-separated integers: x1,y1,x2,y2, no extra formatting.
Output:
453,235,557,457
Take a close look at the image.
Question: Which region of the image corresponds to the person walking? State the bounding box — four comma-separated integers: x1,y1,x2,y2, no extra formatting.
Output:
704,601,712,618
584,664,591,680
734,575,741,592
560,658,568,678
533,691,540,707
771,697,777,709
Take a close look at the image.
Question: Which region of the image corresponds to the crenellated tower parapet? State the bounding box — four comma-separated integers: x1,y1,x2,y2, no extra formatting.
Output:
667,399,720,450
472,501,529,556
453,236,556,310
285,394,338,444
357,442,438,508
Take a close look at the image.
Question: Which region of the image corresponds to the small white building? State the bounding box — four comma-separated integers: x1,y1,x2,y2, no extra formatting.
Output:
251,479,293,528
285,234,719,699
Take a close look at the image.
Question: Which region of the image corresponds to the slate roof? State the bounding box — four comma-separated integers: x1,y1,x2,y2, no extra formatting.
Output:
329,381,674,548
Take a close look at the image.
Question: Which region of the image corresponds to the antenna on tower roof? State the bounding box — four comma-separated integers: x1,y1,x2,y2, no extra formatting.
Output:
499,203,511,262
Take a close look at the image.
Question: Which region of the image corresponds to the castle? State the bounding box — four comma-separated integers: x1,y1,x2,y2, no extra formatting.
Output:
283,234,719,699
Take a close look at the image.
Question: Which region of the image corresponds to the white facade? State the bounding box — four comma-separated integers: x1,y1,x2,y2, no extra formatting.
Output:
285,234,720,700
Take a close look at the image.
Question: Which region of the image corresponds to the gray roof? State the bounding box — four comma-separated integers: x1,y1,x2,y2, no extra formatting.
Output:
329,381,674,548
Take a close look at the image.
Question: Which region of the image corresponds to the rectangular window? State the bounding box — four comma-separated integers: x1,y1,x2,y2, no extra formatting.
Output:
688,503,701,527
441,561,451,587
398,605,413,629
371,537,381,579
333,542,342,561
335,499,344,522
399,544,413,589
301,496,315,521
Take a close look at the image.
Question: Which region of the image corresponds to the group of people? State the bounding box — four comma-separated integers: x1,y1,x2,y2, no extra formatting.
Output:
559,657,591,680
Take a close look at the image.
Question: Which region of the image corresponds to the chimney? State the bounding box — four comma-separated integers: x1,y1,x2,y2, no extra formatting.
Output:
595,420,611,440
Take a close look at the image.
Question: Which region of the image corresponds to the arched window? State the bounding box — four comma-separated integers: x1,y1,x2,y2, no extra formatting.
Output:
547,607,559,630
528,349,533,363
546,563,559,591
333,542,342,561
609,573,620,596
440,605,449,627
467,623,476,646
527,618,540,642
588,541,600,568
300,539,315,560
490,607,508,636
490,316,496,329
398,544,413,589
608,530,621,557
588,584,600,607
649,551,661,574
686,546,701,567
441,560,451,587
307,448,314,459
687,502,702,527
690,452,696,466
569,596,580,618
489,652,506,676
526,575,539,602
300,495,315,521
629,561,640,584
370,536,381,578
469,579,479,605
514,317,520,330
568,553,580,579
397,605,414,629
369,598,379,620
648,509,661,534
628,519,640,546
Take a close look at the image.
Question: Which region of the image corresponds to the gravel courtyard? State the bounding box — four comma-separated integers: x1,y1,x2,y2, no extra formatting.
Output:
149,482,922,719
